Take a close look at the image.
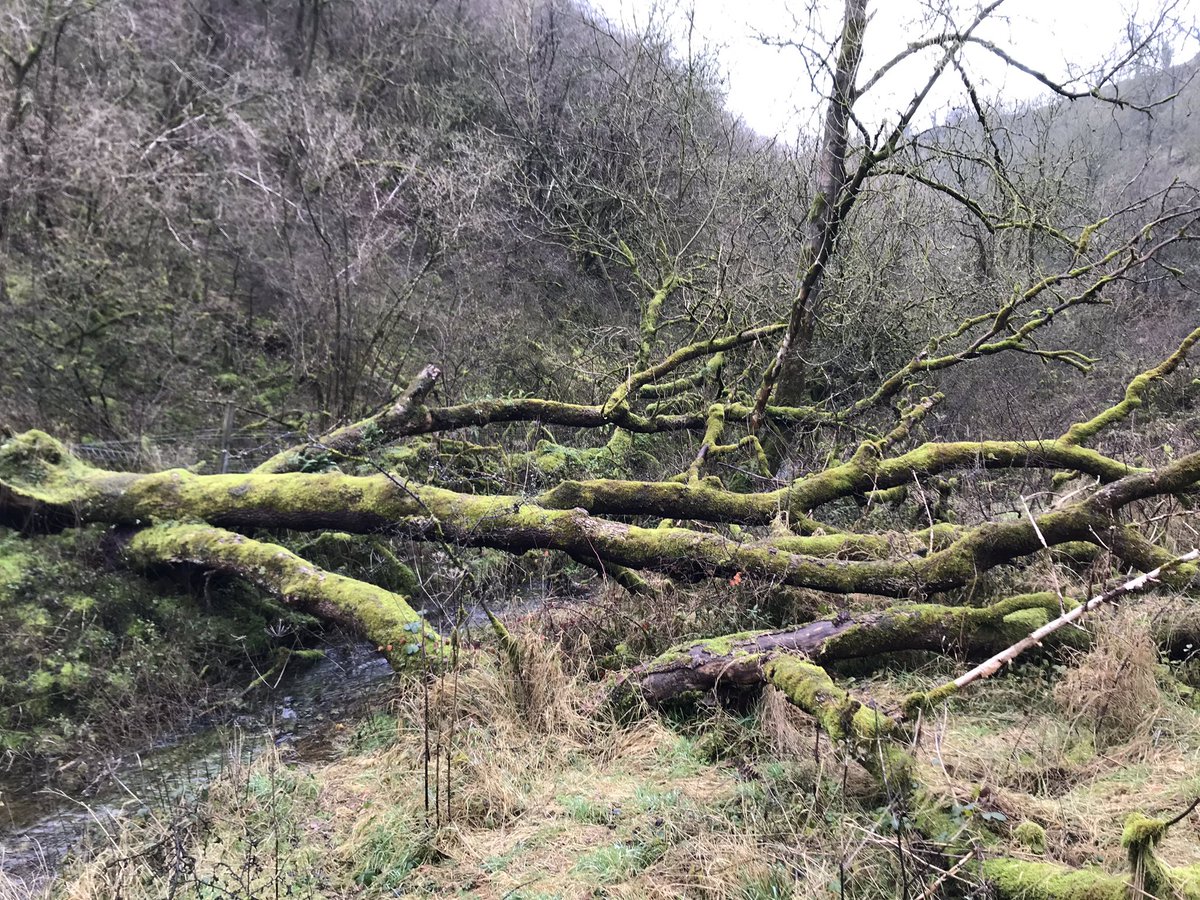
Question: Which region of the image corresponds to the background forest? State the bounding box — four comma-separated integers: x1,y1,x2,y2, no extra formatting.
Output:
3,0,1196,448
2,0,1200,898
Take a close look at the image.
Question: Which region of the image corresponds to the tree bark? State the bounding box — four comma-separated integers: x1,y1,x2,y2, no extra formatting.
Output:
626,592,1076,706
773,0,869,407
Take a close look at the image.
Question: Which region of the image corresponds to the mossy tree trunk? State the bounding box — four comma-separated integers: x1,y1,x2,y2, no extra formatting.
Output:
3,431,1195,598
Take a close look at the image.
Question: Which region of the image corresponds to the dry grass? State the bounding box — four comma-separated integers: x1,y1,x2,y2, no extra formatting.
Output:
758,685,816,759
1053,609,1162,743
0,869,49,900
48,630,908,899
916,641,1200,873
40,609,1200,899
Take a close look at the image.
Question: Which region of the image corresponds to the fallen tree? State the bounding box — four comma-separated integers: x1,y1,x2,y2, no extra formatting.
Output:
3,330,1198,679
6,318,1199,895
4,2,1200,892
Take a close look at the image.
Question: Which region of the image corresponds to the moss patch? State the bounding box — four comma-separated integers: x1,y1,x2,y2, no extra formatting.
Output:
0,526,306,757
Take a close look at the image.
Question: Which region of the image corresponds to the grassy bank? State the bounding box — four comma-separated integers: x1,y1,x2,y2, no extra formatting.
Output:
22,606,1200,899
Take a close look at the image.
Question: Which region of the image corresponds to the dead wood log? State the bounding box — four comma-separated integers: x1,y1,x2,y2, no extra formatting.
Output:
625,593,1076,707
910,549,1200,709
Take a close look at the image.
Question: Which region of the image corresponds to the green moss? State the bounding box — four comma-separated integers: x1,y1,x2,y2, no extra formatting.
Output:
1119,811,1176,895
762,659,846,730
850,703,892,739
0,530,33,601
1062,326,1200,447
983,815,1200,899
1120,813,1166,851
763,655,910,786
644,629,772,670
866,484,908,504
0,430,98,510
1000,607,1052,637
1063,732,1097,767
127,523,442,672
0,430,67,484
0,525,303,756
982,858,1128,899
984,854,1200,900
1170,866,1200,896
912,806,963,846
818,594,1068,668
1014,821,1048,854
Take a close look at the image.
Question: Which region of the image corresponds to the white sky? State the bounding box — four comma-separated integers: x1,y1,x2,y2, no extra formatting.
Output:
586,0,1200,139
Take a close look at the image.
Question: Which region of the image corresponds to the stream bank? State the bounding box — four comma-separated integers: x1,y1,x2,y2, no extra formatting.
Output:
0,638,396,891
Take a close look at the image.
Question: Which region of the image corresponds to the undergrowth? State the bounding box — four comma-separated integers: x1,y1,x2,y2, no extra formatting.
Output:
25,603,1200,900
0,525,314,761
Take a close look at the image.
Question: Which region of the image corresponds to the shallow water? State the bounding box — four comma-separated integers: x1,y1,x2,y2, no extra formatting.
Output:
0,639,396,889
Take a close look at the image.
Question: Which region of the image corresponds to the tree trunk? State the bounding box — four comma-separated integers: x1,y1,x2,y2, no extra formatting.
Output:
759,0,869,413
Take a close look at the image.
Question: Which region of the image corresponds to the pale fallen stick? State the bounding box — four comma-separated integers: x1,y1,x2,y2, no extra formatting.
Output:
942,549,1199,695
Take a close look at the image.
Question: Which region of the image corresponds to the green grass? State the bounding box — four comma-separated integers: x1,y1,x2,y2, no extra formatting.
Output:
353,808,439,889
351,713,401,752
571,839,666,884
557,793,616,824
738,865,796,900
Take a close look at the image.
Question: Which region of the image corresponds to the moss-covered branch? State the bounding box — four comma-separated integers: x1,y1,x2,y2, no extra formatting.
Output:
763,656,911,785
1060,325,1200,446
908,550,1199,711
256,364,443,474
4,432,1197,600
602,321,787,418
538,439,1143,525
627,593,1076,707
983,810,1200,899
240,364,831,466
125,523,443,671
638,352,725,399
636,271,684,369
685,403,727,482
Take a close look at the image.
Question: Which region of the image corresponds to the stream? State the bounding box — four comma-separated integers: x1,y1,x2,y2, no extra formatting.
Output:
0,638,397,890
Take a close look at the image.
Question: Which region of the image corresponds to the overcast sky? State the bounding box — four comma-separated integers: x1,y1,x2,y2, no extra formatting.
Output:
586,0,1200,139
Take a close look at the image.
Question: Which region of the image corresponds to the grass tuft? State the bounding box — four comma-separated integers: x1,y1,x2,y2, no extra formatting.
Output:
1054,610,1162,745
